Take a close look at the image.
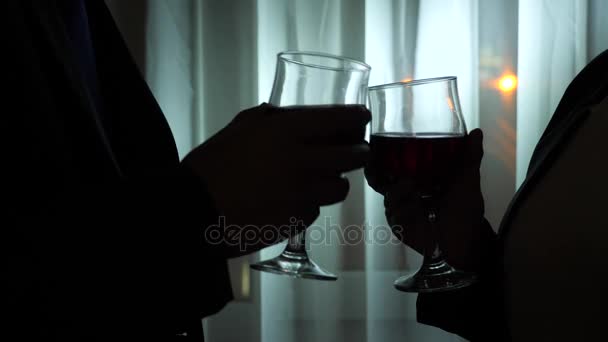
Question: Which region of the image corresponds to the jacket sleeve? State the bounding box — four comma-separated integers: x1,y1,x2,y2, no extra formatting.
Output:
2,4,232,340
416,219,508,341
3,163,233,340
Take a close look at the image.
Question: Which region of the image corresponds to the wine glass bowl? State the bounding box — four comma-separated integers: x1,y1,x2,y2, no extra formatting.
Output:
368,76,477,292
269,52,370,106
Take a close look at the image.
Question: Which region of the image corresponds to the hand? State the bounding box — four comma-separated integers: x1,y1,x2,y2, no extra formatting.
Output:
366,129,488,271
184,103,370,257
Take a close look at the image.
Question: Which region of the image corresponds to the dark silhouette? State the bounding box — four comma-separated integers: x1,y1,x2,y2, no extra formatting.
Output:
2,1,369,341
367,49,608,341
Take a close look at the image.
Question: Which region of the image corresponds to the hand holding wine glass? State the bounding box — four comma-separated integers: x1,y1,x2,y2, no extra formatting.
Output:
249,51,371,280
367,128,488,272
366,76,479,292
186,103,370,258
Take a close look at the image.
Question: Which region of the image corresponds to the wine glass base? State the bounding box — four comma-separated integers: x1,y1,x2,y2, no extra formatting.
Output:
394,261,477,293
250,253,338,281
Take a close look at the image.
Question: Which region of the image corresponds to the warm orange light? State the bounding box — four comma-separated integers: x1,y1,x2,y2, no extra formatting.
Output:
497,74,517,92
401,77,413,83
446,96,455,112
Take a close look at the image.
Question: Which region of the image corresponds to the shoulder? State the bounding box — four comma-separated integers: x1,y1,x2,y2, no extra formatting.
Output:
504,95,608,341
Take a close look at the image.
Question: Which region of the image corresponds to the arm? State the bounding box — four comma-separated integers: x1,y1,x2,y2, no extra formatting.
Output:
3,162,232,340
2,8,231,338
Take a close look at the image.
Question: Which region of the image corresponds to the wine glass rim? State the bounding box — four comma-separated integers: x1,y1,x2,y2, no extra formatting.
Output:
369,76,457,91
278,51,371,72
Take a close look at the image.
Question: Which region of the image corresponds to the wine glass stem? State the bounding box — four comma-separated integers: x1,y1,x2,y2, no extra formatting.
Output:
284,231,307,255
422,197,445,265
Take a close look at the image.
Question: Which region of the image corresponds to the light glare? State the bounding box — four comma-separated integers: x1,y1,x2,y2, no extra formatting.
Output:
498,74,518,92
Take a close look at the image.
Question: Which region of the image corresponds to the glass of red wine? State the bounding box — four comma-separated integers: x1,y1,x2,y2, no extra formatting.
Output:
368,76,477,292
250,51,371,280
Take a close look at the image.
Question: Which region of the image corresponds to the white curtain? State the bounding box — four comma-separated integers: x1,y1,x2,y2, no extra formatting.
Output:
107,0,608,341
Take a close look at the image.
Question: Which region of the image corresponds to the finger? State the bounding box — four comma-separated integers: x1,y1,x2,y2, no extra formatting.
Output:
465,128,484,166
364,163,387,194
384,180,417,207
443,128,483,190
390,223,409,243
390,224,421,249
275,105,371,144
295,143,370,174
304,176,350,206
296,205,321,228
387,212,425,254
385,198,419,224
230,103,274,124
270,201,321,230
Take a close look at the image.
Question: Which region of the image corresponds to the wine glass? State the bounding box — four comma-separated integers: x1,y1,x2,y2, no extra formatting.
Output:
250,51,371,280
368,76,477,292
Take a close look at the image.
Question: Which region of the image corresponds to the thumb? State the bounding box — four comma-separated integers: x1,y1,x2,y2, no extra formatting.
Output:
231,103,274,125
466,128,484,167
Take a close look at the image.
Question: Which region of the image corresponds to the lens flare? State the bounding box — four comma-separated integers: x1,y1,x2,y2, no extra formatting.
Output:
497,74,517,92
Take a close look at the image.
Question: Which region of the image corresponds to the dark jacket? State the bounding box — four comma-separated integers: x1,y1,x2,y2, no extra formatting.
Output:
417,49,608,341
2,1,231,341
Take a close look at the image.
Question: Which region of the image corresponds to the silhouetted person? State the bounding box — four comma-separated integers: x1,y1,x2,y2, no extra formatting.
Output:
367,49,608,341
2,1,370,341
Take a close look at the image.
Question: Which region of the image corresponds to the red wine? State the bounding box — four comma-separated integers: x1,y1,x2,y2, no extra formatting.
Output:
369,132,466,190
